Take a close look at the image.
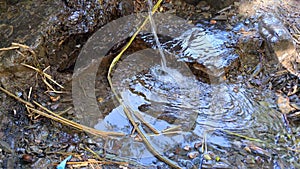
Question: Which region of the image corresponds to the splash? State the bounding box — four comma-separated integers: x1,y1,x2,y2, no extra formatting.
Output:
147,0,190,87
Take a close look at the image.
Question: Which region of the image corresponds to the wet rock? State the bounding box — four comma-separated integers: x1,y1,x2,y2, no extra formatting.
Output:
212,162,231,168
205,0,236,9
171,27,239,77
194,141,202,149
36,127,49,143
31,158,51,169
237,33,263,68
167,152,175,158
29,146,42,154
143,24,239,77
185,160,194,169
259,14,299,77
0,0,63,94
67,145,75,152
192,157,201,165
183,0,235,9
50,103,60,110
0,1,62,48
119,0,134,16
16,147,26,154
183,0,201,5
178,159,188,166
0,141,12,154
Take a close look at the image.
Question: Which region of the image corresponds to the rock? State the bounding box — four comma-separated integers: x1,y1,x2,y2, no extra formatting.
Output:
259,14,299,77
119,0,134,16
142,26,239,78
0,0,63,91
205,0,236,9
173,27,239,77
183,0,235,9
183,0,201,5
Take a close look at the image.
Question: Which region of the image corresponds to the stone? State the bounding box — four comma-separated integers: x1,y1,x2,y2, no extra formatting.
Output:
259,14,299,77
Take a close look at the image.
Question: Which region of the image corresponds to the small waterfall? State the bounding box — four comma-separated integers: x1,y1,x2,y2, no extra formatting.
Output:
147,0,189,87
147,0,167,71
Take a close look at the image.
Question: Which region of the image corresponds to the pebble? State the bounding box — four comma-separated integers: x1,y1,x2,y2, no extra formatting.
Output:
194,142,202,149
168,152,175,158
192,157,201,165
255,156,264,164
183,145,191,151
186,161,194,169
22,154,33,163
67,145,75,152
188,151,199,159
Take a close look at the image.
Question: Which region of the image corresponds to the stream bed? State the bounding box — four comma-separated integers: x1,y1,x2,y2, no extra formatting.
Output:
95,48,287,168
0,0,299,168
79,5,299,167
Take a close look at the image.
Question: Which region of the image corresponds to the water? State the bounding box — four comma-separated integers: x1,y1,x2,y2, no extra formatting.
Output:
147,0,190,88
94,47,286,167
147,0,167,70
90,2,291,167
141,23,239,77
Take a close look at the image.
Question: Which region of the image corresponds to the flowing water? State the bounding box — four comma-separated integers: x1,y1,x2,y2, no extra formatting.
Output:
93,30,288,168
147,0,168,70
91,2,293,167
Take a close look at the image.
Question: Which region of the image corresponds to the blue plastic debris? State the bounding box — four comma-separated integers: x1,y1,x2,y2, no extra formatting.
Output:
56,155,72,169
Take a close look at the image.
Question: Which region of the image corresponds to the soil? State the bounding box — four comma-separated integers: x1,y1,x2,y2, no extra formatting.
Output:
0,0,299,168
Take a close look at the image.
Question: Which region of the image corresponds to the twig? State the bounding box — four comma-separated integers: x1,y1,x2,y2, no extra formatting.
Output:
21,63,64,89
222,129,265,142
41,77,56,91
11,42,31,49
32,101,124,137
133,111,160,134
0,86,34,107
0,86,124,137
147,130,182,137
27,106,123,137
66,160,127,166
161,125,182,133
85,146,103,161
216,5,232,14
11,42,36,58
11,42,39,66
57,106,73,116
53,159,128,167
45,90,69,94
28,87,32,100
0,46,19,51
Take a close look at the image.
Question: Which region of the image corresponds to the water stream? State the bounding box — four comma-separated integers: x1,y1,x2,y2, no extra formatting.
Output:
90,3,291,167
95,47,285,167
